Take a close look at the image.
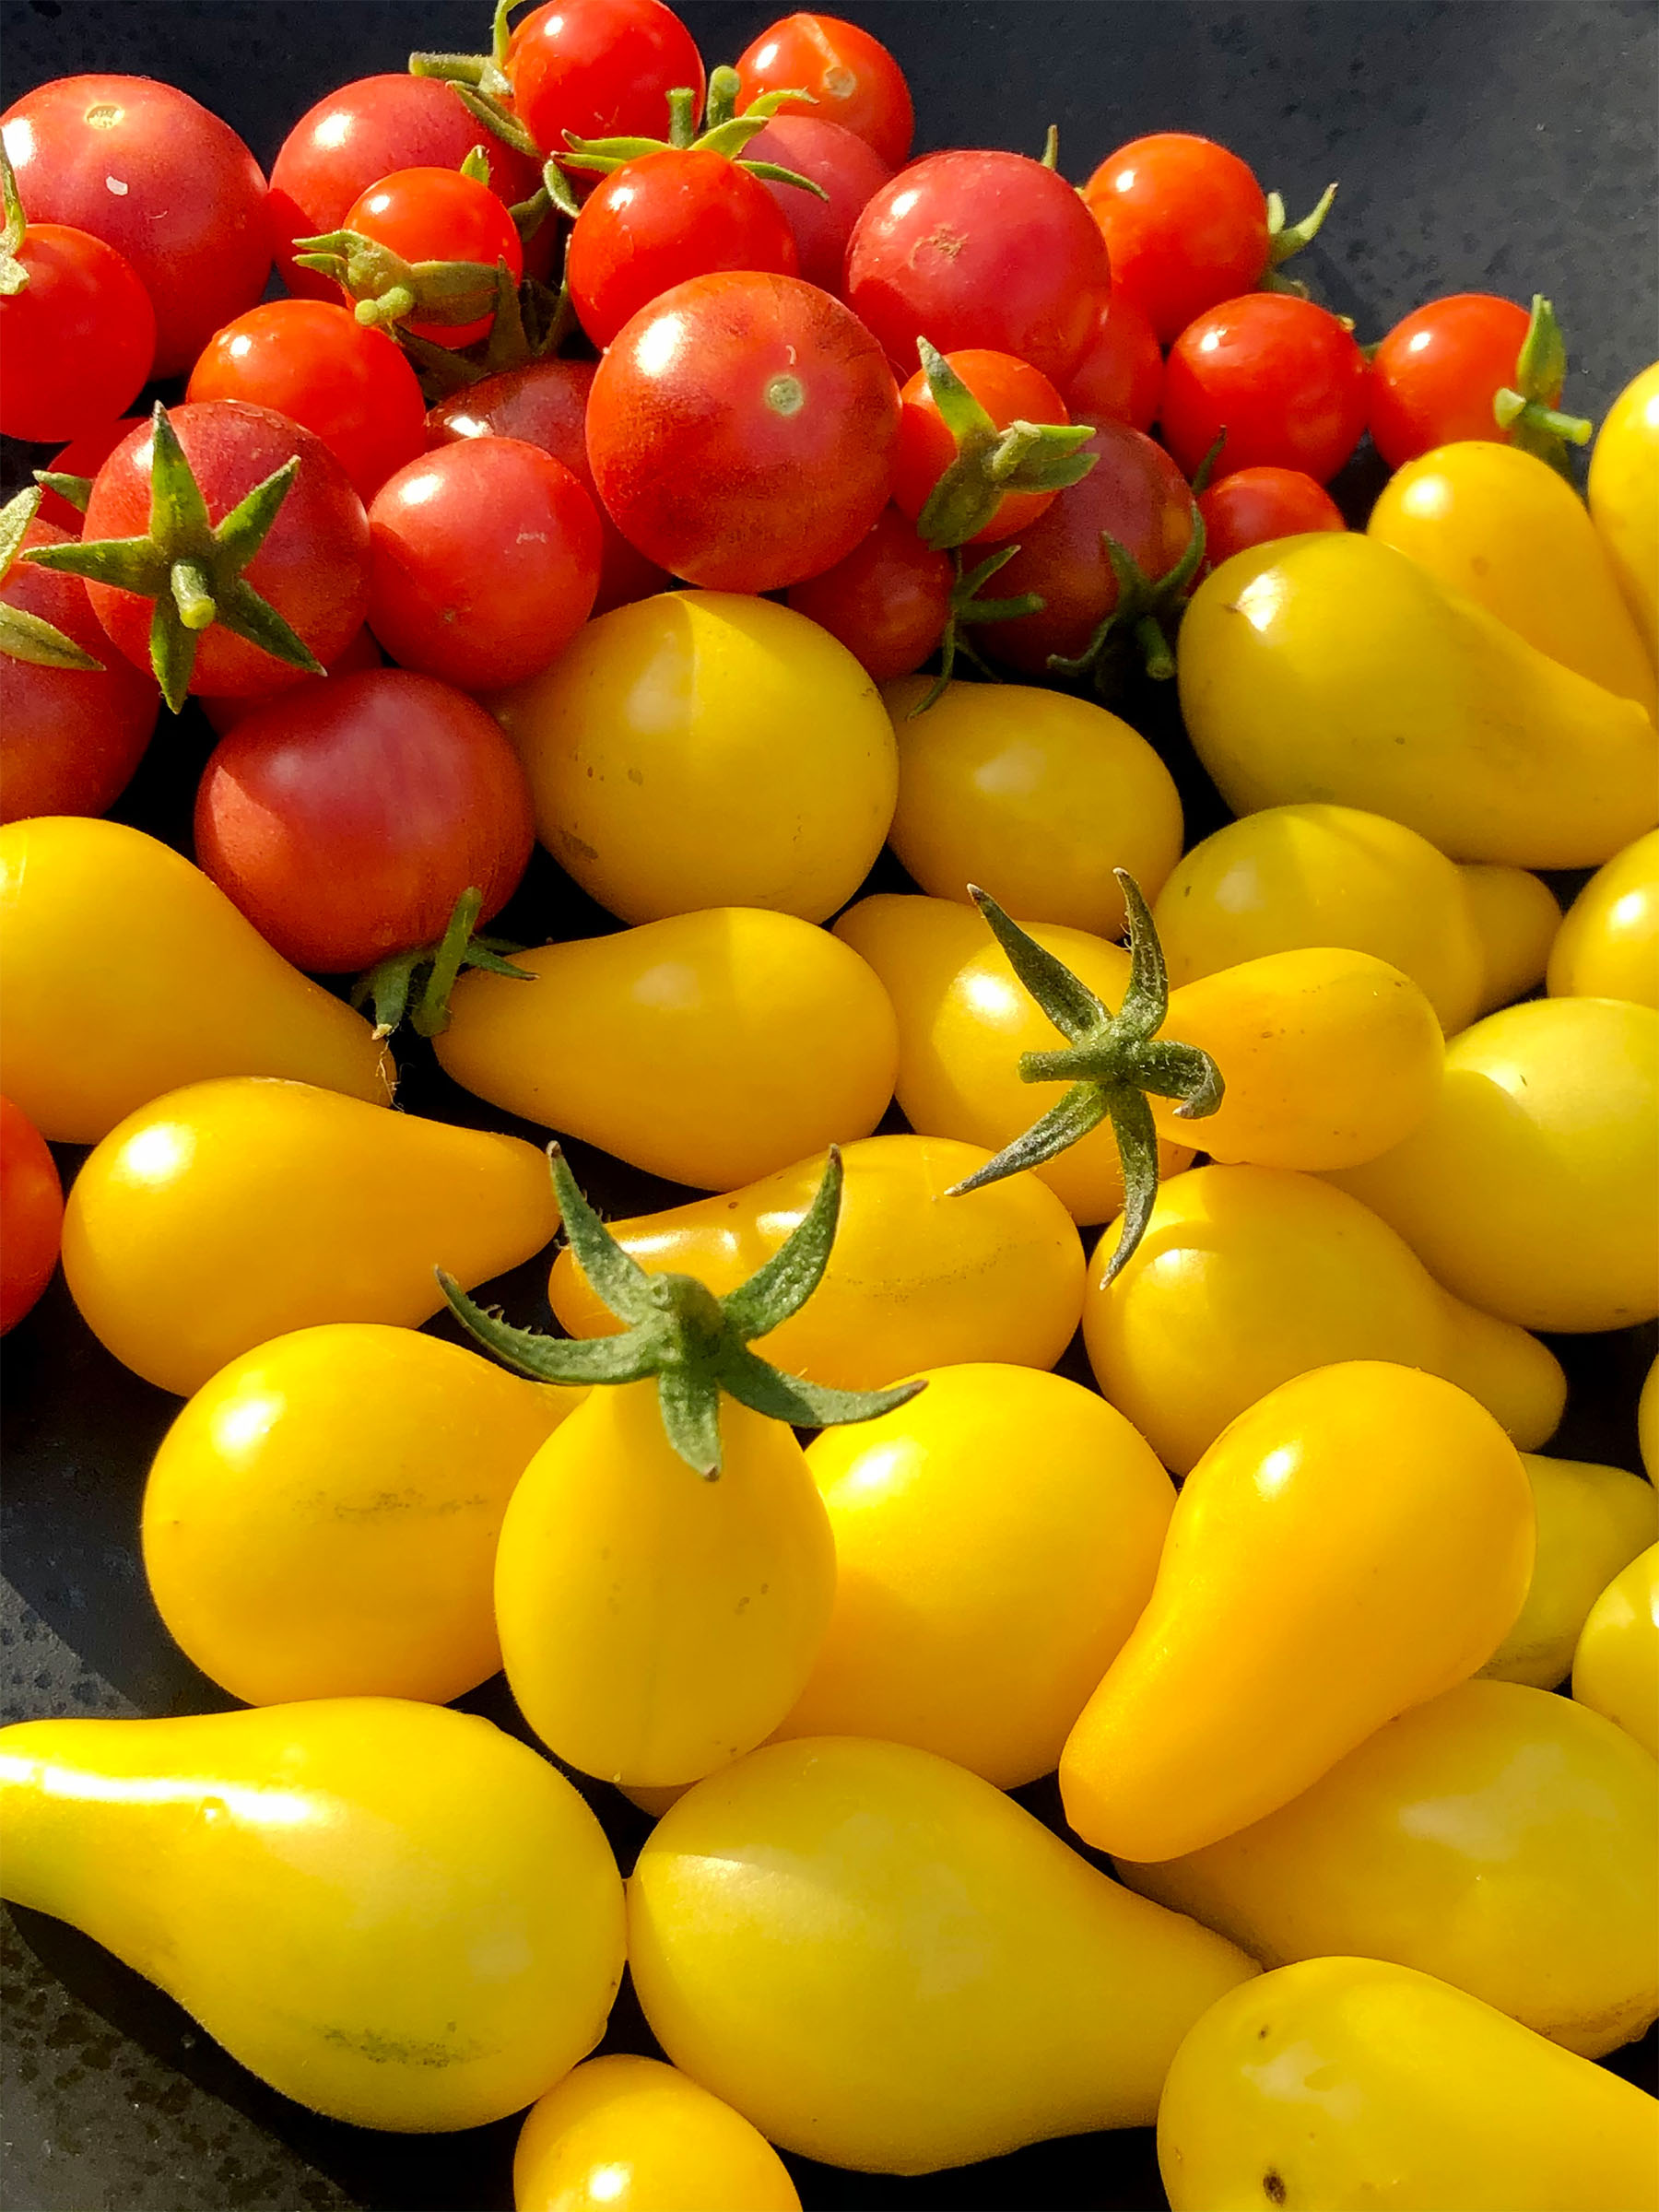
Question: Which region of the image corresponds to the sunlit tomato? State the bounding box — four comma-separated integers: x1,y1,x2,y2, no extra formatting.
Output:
0,1096,63,1335
514,2056,800,2212
1547,830,1659,1007
34,417,142,530
893,349,1074,546
1161,294,1369,482
845,149,1112,384
340,168,524,347
1082,134,1270,347
1370,292,1535,470
743,113,891,290
367,439,601,692
194,667,535,973
586,272,900,593
199,625,383,739
784,506,949,681
506,0,705,148
187,301,428,504
0,219,154,444
1485,1455,1658,1691
735,13,913,168
1063,291,1164,434
1196,465,1345,571
1573,1545,1658,1759
1,76,270,376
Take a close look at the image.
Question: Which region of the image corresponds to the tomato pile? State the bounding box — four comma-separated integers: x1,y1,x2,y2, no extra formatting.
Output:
1,6,1657,2209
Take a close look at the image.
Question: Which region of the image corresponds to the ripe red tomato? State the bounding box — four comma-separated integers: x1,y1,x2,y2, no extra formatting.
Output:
366,438,601,692
1160,293,1369,483
1,76,269,376
186,301,429,503
338,168,525,347
1063,292,1164,435
893,349,1074,546
0,220,154,444
1196,465,1345,572
785,505,950,680
1082,134,1269,346
742,114,891,291
586,270,900,592
1369,292,1535,470
35,418,142,531
0,1096,64,1335
194,667,535,973
426,359,669,614
1,518,159,824
735,13,914,169
506,0,705,150
568,147,798,348
200,624,383,737
844,149,1111,384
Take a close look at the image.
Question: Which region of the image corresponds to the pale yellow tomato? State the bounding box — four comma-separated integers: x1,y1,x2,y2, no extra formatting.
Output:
1483,1456,1658,1688
1573,1544,1658,1759
1547,829,1659,1006
513,2055,798,2212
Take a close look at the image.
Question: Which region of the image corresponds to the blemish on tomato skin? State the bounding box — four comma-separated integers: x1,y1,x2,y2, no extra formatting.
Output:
1263,2173,1287,2206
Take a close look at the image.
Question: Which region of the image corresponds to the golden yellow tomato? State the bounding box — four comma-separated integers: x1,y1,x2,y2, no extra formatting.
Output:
1573,1543,1658,1759
1458,861,1562,1012
1589,360,1659,665
1642,1357,1659,1480
1483,1455,1658,1688
513,2056,799,2212
1548,829,1659,1006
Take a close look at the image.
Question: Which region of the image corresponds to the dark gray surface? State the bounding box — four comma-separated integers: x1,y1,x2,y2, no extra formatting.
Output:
3,4,1657,2208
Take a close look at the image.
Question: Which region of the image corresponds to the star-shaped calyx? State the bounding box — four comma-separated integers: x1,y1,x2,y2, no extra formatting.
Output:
911,339,1099,553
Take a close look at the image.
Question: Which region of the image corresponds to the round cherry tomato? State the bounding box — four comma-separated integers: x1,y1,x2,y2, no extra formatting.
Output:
744,113,891,290
186,300,428,504
367,438,601,691
34,417,142,531
1063,292,1164,435
785,505,950,681
0,1095,63,1335
0,220,154,444
1161,292,1369,483
506,0,705,150
894,349,1075,546
735,13,914,168
586,271,900,593
846,149,1112,384
1082,134,1269,346
1370,292,1535,470
514,2055,799,2212
194,666,535,973
1,76,269,376
1197,465,1345,572
568,147,798,349
199,624,383,738
340,168,524,347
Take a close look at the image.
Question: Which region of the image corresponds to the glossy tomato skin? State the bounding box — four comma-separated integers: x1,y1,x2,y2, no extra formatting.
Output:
367,438,601,692
427,360,668,615
341,168,524,347
194,667,535,972
1083,134,1268,346
506,0,705,150
846,150,1112,384
785,505,950,680
587,271,900,593
0,224,154,444
735,13,913,168
1162,294,1370,483
893,349,1072,546
186,301,428,504
1,76,269,377
35,418,143,531
1063,292,1164,435
1370,292,1535,470
1197,465,1345,572
0,1097,63,1335
0,521,160,825
199,624,383,738
743,114,891,290
81,403,370,701
568,148,798,349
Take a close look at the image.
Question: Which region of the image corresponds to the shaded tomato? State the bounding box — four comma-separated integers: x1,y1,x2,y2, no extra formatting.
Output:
785,505,950,681
35,417,143,531
0,1096,63,1335
1063,292,1164,435
743,113,891,291
1160,293,1369,483
1370,293,1535,471
894,349,1074,547
1197,466,1345,573
0,219,154,444
735,12,913,168
200,625,383,738
1082,134,1269,346
339,167,524,347
505,0,705,150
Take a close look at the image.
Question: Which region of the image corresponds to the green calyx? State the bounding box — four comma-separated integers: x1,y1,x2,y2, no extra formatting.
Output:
19,403,321,712
553,65,827,198
1044,503,1207,694
0,487,105,672
396,253,573,399
947,875,1223,1285
1494,296,1593,474
293,217,510,336
909,542,1046,716
1,140,29,296
913,339,1098,553
351,885,534,1041
441,1146,925,1477
409,2,543,162
1258,181,1338,296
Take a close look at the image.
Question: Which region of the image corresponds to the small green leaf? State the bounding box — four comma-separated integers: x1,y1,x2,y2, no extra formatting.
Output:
721,1149,843,1341
147,404,213,555
440,1271,668,1386
1094,1087,1161,1286
211,458,301,577
212,575,325,677
33,469,93,516
0,139,28,292
969,887,1107,1043
459,143,493,184
549,1147,660,1326
0,486,42,575
23,534,169,596
148,594,198,714
656,1363,725,1477
717,1342,926,1431
1266,181,1338,266
0,602,105,672
946,1082,1109,1195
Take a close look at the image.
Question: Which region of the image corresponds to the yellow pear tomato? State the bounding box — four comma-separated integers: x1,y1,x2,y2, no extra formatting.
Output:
513,2055,799,2212
1589,360,1659,664
1642,1358,1659,1480
1573,1544,1658,1759
1548,829,1659,1006
1483,1455,1658,1688
1458,860,1562,1011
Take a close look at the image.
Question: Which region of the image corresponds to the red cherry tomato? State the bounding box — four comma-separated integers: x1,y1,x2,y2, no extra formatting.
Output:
1082,134,1269,347
586,269,900,593
1196,465,1345,573
893,349,1074,546
80,402,370,701
1369,292,1536,470
1,76,270,376
341,168,524,347
1063,292,1164,436
0,518,159,824
186,301,428,504
785,505,949,681
426,359,668,615
743,114,891,292
568,147,798,349
194,667,535,973
35,418,143,531
735,13,914,169
366,438,601,692
0,1097,64,1335
505,0,705,150
200,625,384,738
268,74,545,300
1160,293,1369,484
0,221,154,444
845,149,1111,384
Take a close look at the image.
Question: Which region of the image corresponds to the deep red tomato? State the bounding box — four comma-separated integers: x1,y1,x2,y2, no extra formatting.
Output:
1369,292,1536,470
0,221,154,445
743,113,891,291
1063,292,1164,435
366,437,601,692
785,505,949,681
893,349,1074,546
186,301,428,504
568,147,798,348
844,149,1112,384
268,73,545,300
1082,134,1269,346
0,1096,64,1335
506,0,705,150
200,624,384,737
36,418,143,531
586,269,900,592
735,13,913,169
426,359,669,614
194,667,535,973
1160,293,1369,483
0,518,159,825
1196,465,1345,573
338,168,524,347
1,76,269,376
